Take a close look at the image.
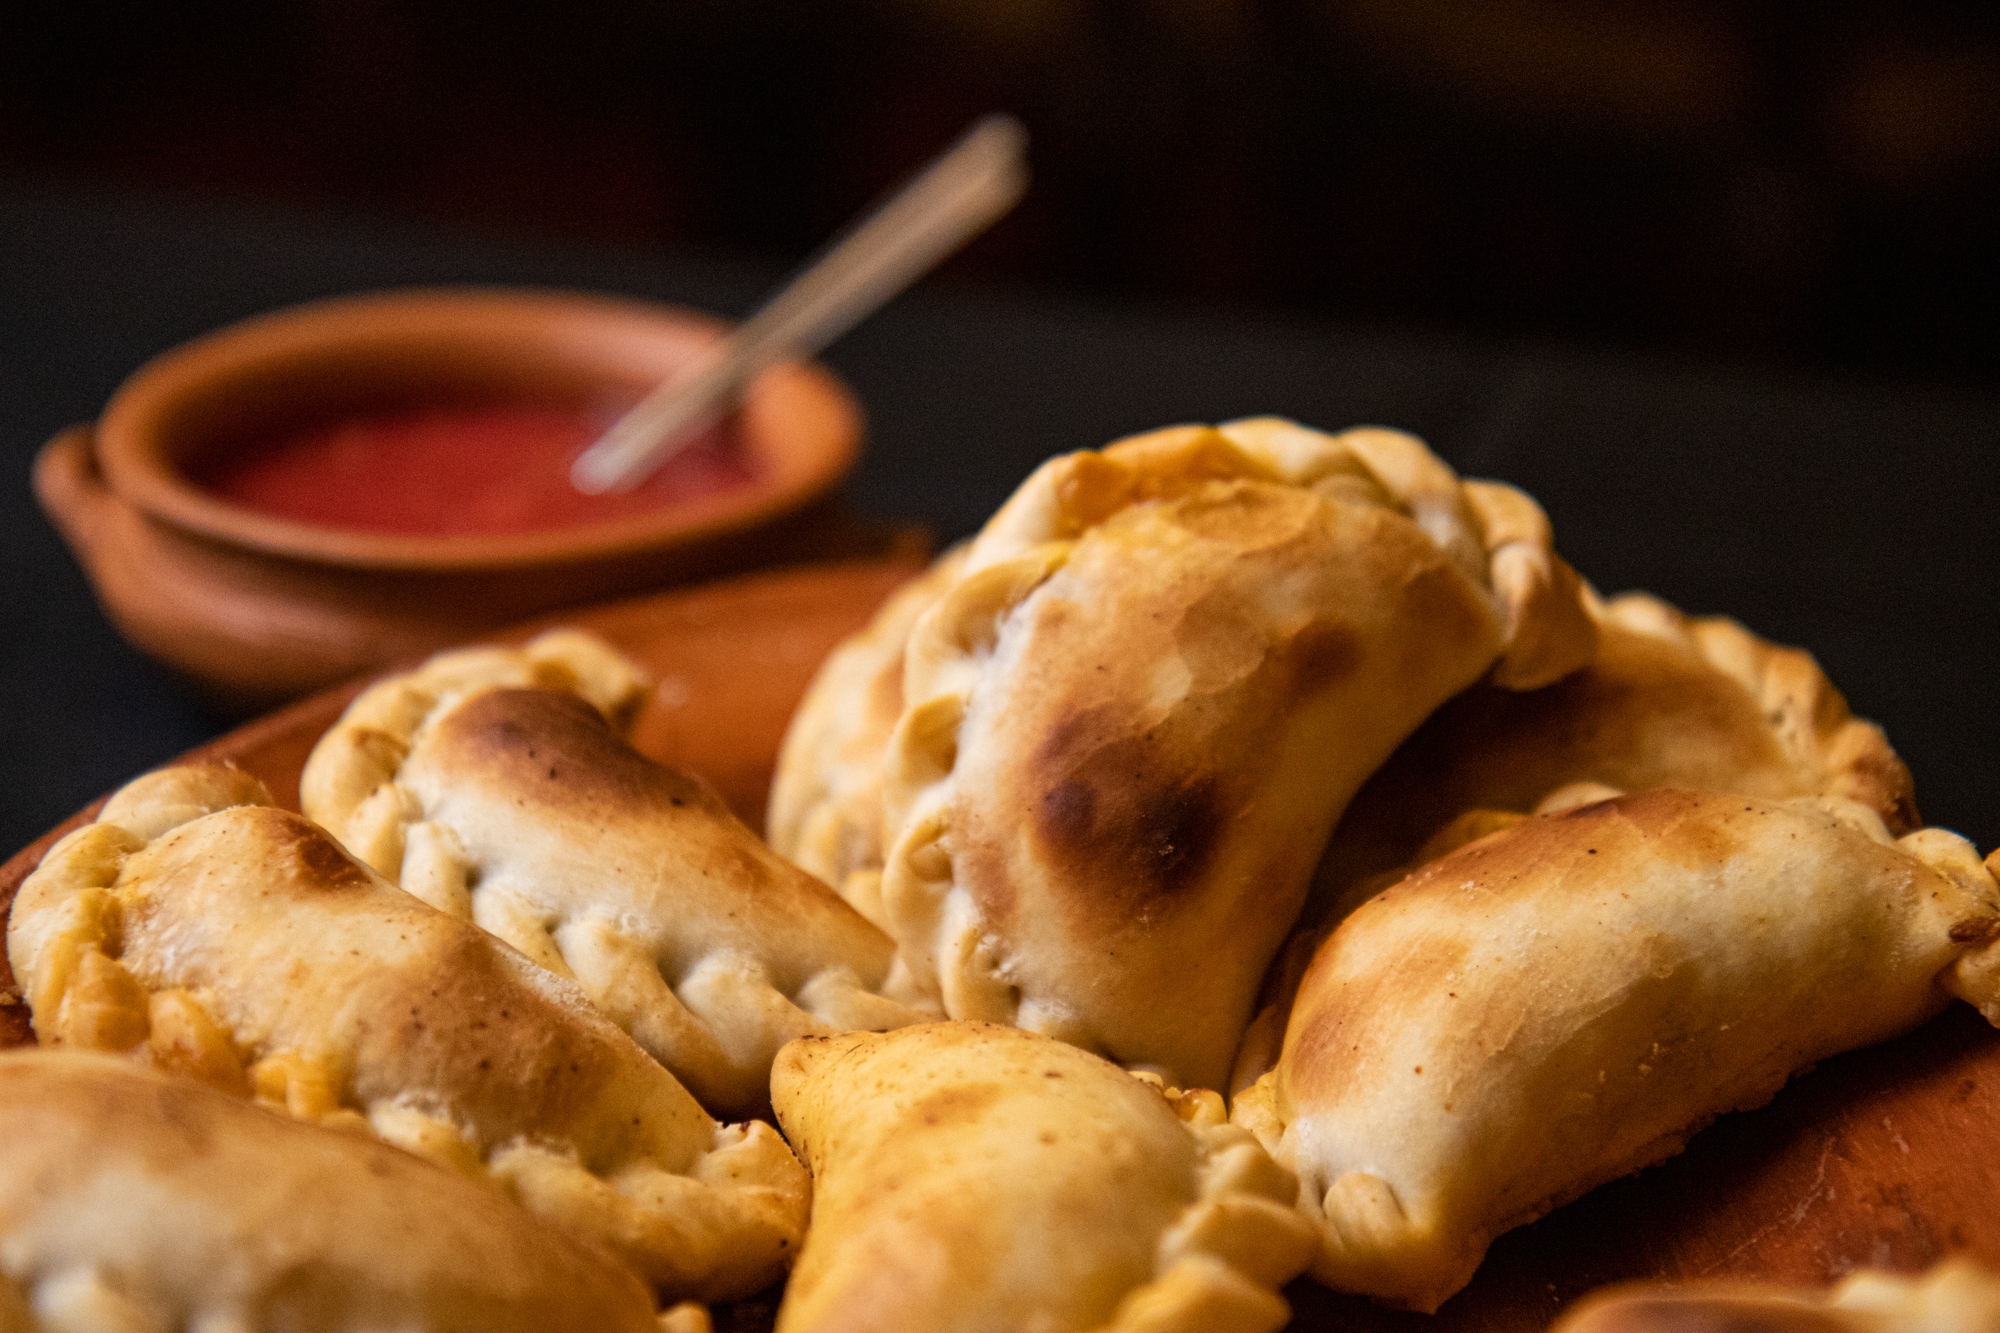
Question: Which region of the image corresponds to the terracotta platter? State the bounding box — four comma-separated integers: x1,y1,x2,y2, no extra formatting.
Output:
3,555,1996,1332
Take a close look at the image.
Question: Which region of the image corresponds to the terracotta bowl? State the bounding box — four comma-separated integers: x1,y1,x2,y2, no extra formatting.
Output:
34,287,870,713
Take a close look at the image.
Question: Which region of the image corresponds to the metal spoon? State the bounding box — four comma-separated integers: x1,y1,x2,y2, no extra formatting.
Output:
570,113,1029,495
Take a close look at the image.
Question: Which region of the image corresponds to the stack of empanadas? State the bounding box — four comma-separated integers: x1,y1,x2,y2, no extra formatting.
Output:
1226,585,1927,1091
10,763,808,1304
6,413,1991,1332
761,416,1992,1321
300,630,933,1118
1305,588,1920,922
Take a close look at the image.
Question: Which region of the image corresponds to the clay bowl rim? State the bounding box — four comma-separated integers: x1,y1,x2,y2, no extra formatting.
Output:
93,286,864,573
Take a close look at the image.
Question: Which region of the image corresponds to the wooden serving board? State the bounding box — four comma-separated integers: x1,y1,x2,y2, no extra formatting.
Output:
3,555,1997,1332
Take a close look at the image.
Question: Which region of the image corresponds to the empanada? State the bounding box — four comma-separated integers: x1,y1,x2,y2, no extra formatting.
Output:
767,543,970,921
1311,590,1919,919
1232,592,1919,1091
877,418,1597,1089
302,633,933,1118
769,1021,1318,1333
1234,788,2000,1313
0,1049,664,1333
1549,1260,2000,1333
7,764,809,1302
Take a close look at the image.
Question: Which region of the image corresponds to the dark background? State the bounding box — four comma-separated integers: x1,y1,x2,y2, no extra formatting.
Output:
3,2,1998,856
4,0,1997,384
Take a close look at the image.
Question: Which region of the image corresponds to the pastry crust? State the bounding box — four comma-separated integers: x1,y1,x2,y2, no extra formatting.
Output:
876,419,1597,1089
298,628,651,876
7,765,809,1303
767,544,971,917
1548,1260,2000,1333
1232,594,1920,1092
1234,789,2000,1313
302,635,933,1119
1310,590,1920,921
0,1049,662,1333
769,1021,1318,1333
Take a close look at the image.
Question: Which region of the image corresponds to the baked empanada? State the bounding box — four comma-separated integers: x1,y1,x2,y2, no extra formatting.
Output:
7,764,808,1302
1549,1261,2000,1333
0,1049,665,1333
1311,590,1919,919
1233,788,2000,1313
302,633,933,1118
877,418,1597,1088
1232,592,1919,1091
770,1021,1318,1333
767,543,970,920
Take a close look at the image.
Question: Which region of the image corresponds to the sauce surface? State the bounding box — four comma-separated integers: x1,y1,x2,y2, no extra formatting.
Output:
196,405,755,536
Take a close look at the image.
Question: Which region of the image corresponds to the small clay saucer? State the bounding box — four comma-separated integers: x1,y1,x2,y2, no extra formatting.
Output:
35,287,885,713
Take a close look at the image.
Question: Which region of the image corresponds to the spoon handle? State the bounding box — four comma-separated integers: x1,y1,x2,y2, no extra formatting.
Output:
572,114,1029,494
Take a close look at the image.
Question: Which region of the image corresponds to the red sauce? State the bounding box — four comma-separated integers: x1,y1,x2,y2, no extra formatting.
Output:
196,405,756,536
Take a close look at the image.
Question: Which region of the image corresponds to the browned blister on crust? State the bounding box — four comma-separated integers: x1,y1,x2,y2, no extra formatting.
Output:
0,1049,665,1333
877,419,1596,1090
770,1021,1317,1333
1549,1260,2000,1333
1233,789,2000,1314
302,632,933,1120
298,629,650,876
7,765,809,1303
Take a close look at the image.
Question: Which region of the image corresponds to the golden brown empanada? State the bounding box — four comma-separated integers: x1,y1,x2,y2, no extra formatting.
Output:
1234,788,2000,1313
876,418,1597,1089
302,635,933,1119
0,1049,665,1333
767,543,970,921
1311,589,1919,918
770,1021,1318,1333
1231,592,1920,1092
1549,1261,2000,1333
7,764,809,1303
